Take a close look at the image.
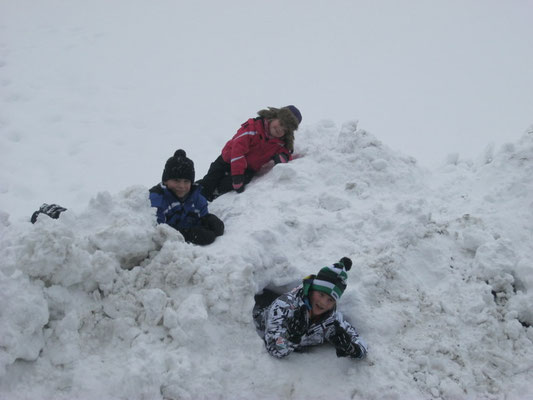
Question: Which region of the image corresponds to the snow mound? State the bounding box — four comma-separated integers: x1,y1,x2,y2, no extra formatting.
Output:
0,124,532,399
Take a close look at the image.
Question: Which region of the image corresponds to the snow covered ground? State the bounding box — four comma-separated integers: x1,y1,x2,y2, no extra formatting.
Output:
1,1,533,399
2,123,533,399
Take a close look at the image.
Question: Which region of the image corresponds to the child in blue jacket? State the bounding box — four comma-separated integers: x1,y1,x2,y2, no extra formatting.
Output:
149,149,224,246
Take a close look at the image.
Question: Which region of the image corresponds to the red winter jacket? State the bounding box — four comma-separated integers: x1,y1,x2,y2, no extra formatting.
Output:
221,118,292,177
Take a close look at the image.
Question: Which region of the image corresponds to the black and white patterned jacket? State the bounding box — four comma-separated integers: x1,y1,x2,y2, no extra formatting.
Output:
254,285,368,359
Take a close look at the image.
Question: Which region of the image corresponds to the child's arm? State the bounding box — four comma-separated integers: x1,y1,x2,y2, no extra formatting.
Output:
228,121,256,178
263,296,307,358
148,191,166,224
197,193,209,218
326,312,368,359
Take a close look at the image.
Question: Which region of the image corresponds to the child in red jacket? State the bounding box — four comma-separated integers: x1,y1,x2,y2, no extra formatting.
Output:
197,105,302,201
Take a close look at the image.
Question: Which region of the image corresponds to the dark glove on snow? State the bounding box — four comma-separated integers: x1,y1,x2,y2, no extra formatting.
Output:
286,305,308,344
178,226,217,246
273,152,290,164
232,175,245,193
331,321,361,358
31,203,67,224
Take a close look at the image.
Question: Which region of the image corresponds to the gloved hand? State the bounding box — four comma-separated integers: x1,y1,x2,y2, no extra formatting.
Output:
286,305,308,344
31,203,67,224
273,152,290,164
337,257,352,271
330,321,361,358
232,175,245,193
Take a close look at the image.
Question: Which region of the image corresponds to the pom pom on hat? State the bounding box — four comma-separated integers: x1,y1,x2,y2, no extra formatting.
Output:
309,257,352,301
162,149,195,183
338,257,352,271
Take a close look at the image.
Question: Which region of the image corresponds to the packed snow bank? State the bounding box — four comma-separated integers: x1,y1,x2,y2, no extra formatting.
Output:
0,123,532,399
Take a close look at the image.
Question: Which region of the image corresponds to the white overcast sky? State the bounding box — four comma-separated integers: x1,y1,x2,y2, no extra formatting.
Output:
256,0,533,166
2,0,533,172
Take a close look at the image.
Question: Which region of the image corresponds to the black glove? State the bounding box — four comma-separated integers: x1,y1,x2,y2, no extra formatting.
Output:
179,226,216,246
232,175,245,193
273,152,290,164
31,203,67,224
330,321,361,358
286,305,308,344
200,213,225,237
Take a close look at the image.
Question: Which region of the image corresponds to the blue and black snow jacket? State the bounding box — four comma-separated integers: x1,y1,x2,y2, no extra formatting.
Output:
149,183,208,230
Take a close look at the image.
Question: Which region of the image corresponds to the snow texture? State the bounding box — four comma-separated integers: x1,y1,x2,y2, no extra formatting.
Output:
1,1,533,399
1,123,533,399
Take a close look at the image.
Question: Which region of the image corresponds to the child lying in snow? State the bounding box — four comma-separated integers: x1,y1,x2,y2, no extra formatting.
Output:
196,105,302,201
253,257,368,359
31,149,224,246
149,149,224,246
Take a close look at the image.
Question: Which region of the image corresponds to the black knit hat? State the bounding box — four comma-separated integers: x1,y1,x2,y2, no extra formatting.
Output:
162,149,195,182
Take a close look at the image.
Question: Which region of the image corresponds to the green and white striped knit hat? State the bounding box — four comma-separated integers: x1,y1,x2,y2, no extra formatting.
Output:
309,257,352,301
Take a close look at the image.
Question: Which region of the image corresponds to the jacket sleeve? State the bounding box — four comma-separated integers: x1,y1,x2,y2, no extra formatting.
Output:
196,193,209,218
263,295,303,358
229,120,258,177
325,311,368,359
149,192,166,224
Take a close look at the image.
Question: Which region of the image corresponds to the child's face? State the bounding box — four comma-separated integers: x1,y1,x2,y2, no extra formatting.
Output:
165,178,191,199
309,290,336,317
269,119,286,138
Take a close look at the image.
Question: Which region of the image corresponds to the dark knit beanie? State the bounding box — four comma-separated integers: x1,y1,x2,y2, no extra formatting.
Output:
307,257,352,301
162,149,195,182
285,105,302,124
